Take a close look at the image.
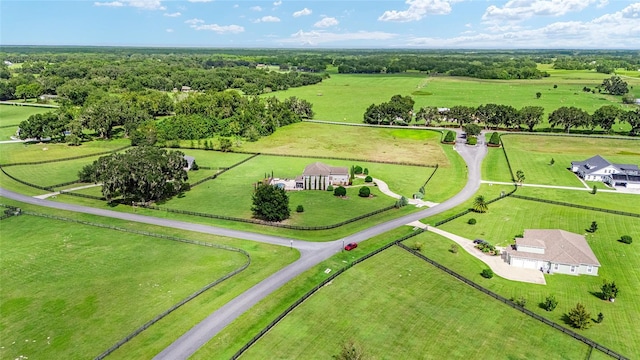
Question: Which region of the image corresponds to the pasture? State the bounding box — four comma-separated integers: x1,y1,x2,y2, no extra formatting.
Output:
0,105,52,127
268,71,639,126
238,247,591,360
0,203,299,359
0,215,247,359
415,202,640,358
0,138,130,165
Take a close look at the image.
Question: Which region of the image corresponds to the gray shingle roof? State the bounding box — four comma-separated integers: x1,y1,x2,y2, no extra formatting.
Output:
509,229,600,266
302,162,348,177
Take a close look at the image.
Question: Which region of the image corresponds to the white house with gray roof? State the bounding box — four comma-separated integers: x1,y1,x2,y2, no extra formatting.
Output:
505,229,600,276
298,162,349,190
571,155,640,188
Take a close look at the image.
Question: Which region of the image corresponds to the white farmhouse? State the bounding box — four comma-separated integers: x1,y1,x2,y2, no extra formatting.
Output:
571,155,640,188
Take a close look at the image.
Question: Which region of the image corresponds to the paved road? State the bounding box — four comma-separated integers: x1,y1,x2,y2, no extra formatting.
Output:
0,130,487,359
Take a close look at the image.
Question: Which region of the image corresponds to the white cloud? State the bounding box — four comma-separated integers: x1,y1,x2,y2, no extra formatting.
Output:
482,0,597,23
166,28,174,32
186,18,244,33
378,0,458,22
164,12,181,17
282,30,396,45
293,8,312,17
94,1,124,7
273,0,282,6
597,0,609,8
314,17,339,28
255,15,281,23
94,0,165,10
188,0,213,2
407,3,640,49
251,5,262,11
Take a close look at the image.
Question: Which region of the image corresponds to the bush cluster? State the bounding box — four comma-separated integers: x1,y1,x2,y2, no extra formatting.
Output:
358,187,371,197
481,268,494,279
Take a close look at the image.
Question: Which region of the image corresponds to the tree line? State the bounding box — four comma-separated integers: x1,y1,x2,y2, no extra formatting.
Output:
363,95,640,135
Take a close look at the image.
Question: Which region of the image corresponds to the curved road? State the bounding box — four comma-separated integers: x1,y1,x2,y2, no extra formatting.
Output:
0,130,486,359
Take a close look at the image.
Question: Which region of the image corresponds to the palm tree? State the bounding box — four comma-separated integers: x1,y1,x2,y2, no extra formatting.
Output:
473,195,488,213
516,170,525,184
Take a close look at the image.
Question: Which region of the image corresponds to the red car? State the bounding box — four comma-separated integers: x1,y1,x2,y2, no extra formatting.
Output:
344,242,358,251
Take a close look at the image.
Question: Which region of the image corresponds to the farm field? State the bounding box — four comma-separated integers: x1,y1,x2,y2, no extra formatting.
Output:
2,156,101,188
238,122,447,166
0,139,130,165
490,135,640,186
0,215,247,359
0,105,52,127
238,247,591,360
0,203,299,359
516,187,640,214
268,72,639,126
409,206,640,359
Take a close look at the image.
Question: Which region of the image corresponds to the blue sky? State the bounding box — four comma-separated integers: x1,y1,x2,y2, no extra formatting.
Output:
1,0,639,48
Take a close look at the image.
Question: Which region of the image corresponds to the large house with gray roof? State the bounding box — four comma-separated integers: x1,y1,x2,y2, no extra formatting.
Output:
571,155,640,189
269,162,349,191
505,229,600,276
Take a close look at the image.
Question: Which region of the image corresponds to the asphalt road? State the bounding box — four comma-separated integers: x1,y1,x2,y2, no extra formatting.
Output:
0,130,486,359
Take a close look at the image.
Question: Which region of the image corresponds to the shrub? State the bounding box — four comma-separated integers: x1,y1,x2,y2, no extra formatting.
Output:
467,137,477,145
550,158,555,165
596,312,604,324
511,296,527,308
396,196,409,208
489,132,500,145
296,205,304,213
327,184,334,191
412,192,423,200
443,130,455,143
334,186,347,197
622,93,636,104
591,185,597,195
481,268,494,279
411,242,423,251
553,84,558,89
589,221,598,233
543,295,558,311
467,218,477,225
567,303,591,329
601,280,619,300
354,165,363,174
536,92,542,99
364,175,373,183
358,187,371,197
363,168,369,175
450,244,458,254
620,235,632,244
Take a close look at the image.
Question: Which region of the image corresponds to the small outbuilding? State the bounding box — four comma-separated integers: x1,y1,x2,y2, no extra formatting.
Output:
183,155,195,171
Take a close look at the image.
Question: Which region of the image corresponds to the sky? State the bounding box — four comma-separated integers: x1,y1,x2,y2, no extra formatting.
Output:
1,0,639,49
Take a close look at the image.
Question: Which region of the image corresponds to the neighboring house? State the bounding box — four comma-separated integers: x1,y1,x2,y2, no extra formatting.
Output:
3,60,12,66
270,162,349,191
300,162,349,190
183,155,195,171
181,86,192,92
38,94,58,101
571,155,640,188
505,229,600,276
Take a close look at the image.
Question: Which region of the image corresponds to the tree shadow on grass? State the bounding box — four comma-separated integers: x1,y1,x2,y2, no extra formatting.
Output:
560,313,574,327
589,291,604,300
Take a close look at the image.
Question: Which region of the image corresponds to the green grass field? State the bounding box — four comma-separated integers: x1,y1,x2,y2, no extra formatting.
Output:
0,139,130,165
489,135,640,186
516,186,640,214
267,72,639,125
2,156,100,187
0,215,247,359
414,202,640,357
0,105,53,127
239,247,591,359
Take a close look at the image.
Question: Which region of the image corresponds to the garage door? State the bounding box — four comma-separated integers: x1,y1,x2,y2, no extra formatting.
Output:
522,259,538,269
511,258,523,267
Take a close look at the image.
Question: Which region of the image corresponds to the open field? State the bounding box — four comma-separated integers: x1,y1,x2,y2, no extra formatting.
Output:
239,247,591,359
0,215,247,359
482,146,514,182
0,199,299,358
268,72,639,126
516,186,640,214
171,149,254,169
0,139,130,164
238,122,447,166
490,135,640,187
0,105,52,127
412,205,640,358
2,156,100,187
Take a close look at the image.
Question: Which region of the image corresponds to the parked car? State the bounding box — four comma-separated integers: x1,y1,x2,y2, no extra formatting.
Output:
344,242,358,251
473,239,487,244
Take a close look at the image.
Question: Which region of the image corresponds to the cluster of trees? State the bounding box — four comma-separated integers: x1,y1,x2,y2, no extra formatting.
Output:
158,92,313,142
0,51,325,103
251,183,290,222
554,54,640,73
362,94,640,135
78,146,188,202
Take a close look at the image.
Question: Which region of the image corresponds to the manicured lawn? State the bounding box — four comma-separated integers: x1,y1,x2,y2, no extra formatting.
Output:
498,135,640,186
239,247,591,359
0,215,247,359
423,144,467,202
167,149,254,169
268,72,638,127
482,146,513,182
238,122,448,166
0,201,299,359
516,187,640,214
411,204,640,358
0,105,52,127
2,157,99,187
0,139,130,165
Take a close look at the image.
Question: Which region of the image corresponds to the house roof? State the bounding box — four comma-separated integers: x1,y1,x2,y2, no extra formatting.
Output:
302,162,348,177
183,155,195,169
572,155,639,175
508,229,600,266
